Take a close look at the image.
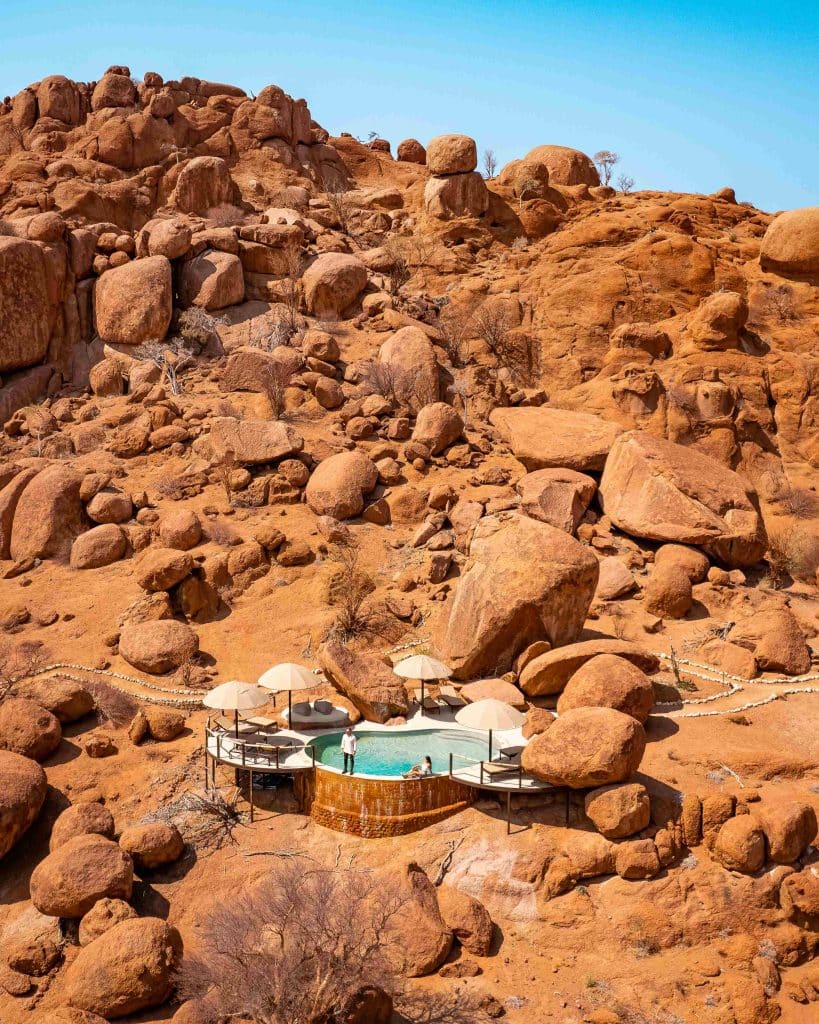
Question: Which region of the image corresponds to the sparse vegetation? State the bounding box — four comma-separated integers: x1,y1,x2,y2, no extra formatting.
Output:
325,541,377,642
593,149,620,185
483,147,497,179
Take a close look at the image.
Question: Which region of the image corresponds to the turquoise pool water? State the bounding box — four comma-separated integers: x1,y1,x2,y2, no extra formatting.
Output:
308,728,490,777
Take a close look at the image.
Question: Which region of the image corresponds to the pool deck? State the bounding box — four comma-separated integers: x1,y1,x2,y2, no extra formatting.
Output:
205,707,550,793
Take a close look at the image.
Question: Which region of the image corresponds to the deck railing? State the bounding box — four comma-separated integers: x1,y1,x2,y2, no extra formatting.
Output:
205,719,316,771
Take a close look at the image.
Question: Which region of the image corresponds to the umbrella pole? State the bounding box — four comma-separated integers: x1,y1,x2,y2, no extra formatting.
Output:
421,679,425,713
234,709,239,739
507,790,511,835
288,690,292,724
488,728,493,762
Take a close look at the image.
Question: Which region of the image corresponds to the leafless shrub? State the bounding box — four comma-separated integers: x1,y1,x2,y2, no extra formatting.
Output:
755,281,799,323
27,408,52,458
85,680,138,728
593,149,620,185
206,519,242,547
437,304,474,368
473,304,540,385
617,173,635,195
609,605,629,640
215,449,236,507
483,148,497,179
176,307,225,352
511,235,529,251
766,524,819,586
280,239,306,337
178,860,487,1024
518,177,540,210
772,484,819,520
323,175,353,234
325,542,377,643
382,237,412,296
134,340,189,396
184,787,245,849
360,359,401,405
473,302,514,355
261,359,296,420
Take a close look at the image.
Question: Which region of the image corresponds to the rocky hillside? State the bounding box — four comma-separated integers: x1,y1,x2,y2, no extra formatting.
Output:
0,66,818,1024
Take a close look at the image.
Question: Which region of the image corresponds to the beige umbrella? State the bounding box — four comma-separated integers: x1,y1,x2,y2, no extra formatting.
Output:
455,698,525,759
203,681,269,737
393,654,452,708
257,663,316,722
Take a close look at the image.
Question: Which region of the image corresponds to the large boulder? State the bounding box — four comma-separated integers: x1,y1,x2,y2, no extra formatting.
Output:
759,801,817,864
179,250,245,311
584,783,651,839
523,145,600,186
319,641,408,722
306,451,378,519
210,417,304,466
159,509,202,550
91,72,136,110
37,74,81,124
557,654,654,723
760,206,819,280
94,256,173,345
389,863,452,977
118,620,199,674
599,431,767,567
515,468,597,533
50,803,115,851
30,834,133,918
729,608,811,675
16,677,94,724
0,237,56,373
490,406,623,472
437,514,598,679
10,465,86,563
1,904,63,976
63,917,181,1019
426,135,477,175
172,156,234,214
521,706,646,788
70,524,127,569
519,639,659,696
424,172,489,220
686,290,748,350
134,548,194,592
378,326,439,409
643,563,693,619
78,898,137,947
436,886,493,955
0,750,47,860
411,402,463,454
713,816,766,873
118,822,184,870
302,253,368,319
0,698,62,762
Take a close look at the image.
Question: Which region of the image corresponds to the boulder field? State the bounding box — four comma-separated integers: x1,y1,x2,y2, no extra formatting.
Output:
0,65,818,1024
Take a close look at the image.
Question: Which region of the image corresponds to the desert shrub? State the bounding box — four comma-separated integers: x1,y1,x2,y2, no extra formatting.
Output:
177,307,225,352
437,303,474,368
261,359,298,420
772,483,819,519
381,237,412,296
322,175,353,234
324,542,377,643
178,860,487,1024
85,680,138,728
766,524,819,586
755,281,799,323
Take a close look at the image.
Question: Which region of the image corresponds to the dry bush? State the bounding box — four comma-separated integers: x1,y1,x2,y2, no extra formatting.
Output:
772,483,819,520
176,307,225,352
617,173,635,195
381,237,412,296
766,524,819,586
215,449,236,507
206,519,242,548
322,175,353,234
437,304,474,368
593,149,620,185
261,359,297,420
473,304,541,385
483,148,497,179
755,281,799,323
325,542,377,643
134,340,189,396
179,788,245,849
517,177,540,209
85,680,138,728
360,359,402,405
177,860,487,1024
280,239,306,337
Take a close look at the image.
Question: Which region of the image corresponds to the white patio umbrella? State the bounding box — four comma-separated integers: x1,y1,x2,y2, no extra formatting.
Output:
455,698,525,760
257,663,316,722
203,681,269,737
393,654,452,709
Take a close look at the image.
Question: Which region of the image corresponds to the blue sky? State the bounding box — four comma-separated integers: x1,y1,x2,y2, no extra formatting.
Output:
3,0,817,211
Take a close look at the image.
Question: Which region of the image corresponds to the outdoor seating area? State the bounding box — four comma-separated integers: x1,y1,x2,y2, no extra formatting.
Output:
201,654,550,835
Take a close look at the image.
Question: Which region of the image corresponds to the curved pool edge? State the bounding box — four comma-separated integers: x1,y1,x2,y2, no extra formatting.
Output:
299,767,475,837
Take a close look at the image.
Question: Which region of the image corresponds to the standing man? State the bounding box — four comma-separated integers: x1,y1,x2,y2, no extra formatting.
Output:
341,727,357,774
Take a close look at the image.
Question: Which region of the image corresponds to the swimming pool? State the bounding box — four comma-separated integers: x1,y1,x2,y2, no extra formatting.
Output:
308,728,489,777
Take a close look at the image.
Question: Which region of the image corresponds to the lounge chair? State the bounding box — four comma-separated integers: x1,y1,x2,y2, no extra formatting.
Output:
480,760,520,779
214,716,256,735
244,716,279,734
439,685,466,709
498,744,524,761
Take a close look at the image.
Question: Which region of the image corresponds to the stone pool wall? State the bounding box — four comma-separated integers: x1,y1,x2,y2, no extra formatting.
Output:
299,769,475,837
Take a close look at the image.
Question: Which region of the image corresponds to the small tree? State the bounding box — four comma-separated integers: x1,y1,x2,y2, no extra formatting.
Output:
280,238,305,338
617,173,635,195
325,541,377,643
215,449,236,507
177,307,225,352
482,148,497,179
134,340,188,396
593,149,620,185
381,237,412,296
437,303,474,369
323,174,353,234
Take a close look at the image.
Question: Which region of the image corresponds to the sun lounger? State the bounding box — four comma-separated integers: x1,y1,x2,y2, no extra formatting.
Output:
439,686,466,708
244,716,278,734
215,716,256,735
498,744,524,761
480,760,520,778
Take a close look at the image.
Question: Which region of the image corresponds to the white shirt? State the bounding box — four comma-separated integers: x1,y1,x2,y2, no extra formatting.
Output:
341,733,357,755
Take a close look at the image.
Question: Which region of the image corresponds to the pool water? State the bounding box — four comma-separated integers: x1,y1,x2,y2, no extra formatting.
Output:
308,728,490,777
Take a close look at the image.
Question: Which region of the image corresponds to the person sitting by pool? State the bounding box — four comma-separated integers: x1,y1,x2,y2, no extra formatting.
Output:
403,756,433,779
